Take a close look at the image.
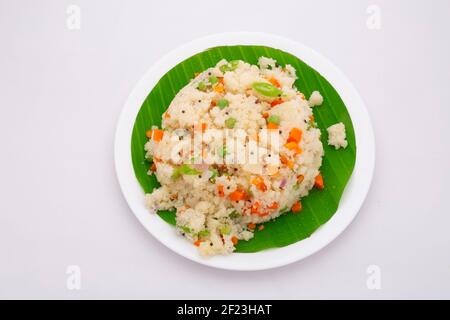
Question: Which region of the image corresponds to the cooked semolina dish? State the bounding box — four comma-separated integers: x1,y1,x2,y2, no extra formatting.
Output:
143,57,345,256
327,122,348,149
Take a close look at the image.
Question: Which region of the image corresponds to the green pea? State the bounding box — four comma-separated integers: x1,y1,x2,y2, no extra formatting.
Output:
209,75,218,85
217,98,229,109
225,117,236,129
219,225,231,235
172,164,201,179
219,64,230,73
181,164,201,175
267,115,280,125
198,230,210,238
229,60,240,70
219,60,240,73
252,82,282,97
197,81,207,91
180,226,192,234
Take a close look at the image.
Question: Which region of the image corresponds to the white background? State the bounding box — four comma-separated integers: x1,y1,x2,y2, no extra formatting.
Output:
0,0,449,299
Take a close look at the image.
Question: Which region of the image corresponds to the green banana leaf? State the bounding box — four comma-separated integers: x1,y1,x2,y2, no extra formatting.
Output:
131,45,356,253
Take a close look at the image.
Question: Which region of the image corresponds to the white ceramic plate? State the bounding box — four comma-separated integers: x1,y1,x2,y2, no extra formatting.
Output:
114,32,375,271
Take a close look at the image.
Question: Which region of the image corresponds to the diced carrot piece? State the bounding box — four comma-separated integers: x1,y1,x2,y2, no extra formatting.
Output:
297,175,304,183
267,122,279,130
152,129,164,142
267,202,279,210
146,130,153,139
194,240,203,247
288,128,302,143
229,190,245,201
217,185,225,197
250,201,261,214
291,201,302,213
257,182,267,192
280,154,294,169
218,77,224,85
309,115,315,122
251,176,267,192
284,141,302,155
164,112,170,119
271,98,283,107
231,236,239,245
247,223,256,230
269,77,281,88
194,122,207,132
284,141,298,150
251,176,263,186
214,84,225,93
262,112,269,119
258,225,265,231
314,174,324,190
150,163,157,172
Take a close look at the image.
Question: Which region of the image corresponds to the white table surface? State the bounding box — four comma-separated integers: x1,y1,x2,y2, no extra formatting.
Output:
1,0,449,299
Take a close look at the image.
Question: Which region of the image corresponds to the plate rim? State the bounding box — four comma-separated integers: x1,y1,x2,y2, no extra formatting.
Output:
114,32,375,271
